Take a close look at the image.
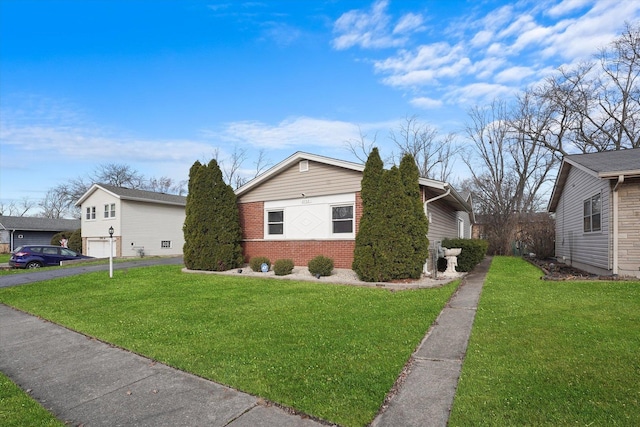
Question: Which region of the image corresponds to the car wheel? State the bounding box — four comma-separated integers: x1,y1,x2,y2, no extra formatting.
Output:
26,261,42,269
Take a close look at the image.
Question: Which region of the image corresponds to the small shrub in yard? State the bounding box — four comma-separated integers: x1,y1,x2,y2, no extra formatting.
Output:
249,256,271,272
273,259,294,276
308,255,334,277
442,238,489,272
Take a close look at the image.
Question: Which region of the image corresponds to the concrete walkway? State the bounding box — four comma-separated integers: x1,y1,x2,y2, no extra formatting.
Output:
0,257,491,426
372,256,491,427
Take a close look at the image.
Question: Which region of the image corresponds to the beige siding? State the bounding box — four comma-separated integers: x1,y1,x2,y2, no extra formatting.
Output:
617,179,640,278
555,166,610,273
121,200,185,257
238,161,362,203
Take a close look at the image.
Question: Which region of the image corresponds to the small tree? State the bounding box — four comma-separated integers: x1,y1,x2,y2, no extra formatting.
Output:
183,160,243,271
399,153,429,278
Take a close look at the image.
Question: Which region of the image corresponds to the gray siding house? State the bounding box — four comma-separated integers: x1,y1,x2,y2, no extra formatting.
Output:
548,148,640,278
0,216,80,253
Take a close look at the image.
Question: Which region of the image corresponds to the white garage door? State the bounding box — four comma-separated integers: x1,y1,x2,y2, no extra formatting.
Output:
87,240,115,258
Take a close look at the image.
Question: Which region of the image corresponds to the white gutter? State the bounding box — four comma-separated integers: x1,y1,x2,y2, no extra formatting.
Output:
422,185,451,277
423,185,451,218
612,175,624,275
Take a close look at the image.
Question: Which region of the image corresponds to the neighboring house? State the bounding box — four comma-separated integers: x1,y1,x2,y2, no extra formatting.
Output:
236,152,473,269
0,216,80,253
75,184,186,258
548,148,640,278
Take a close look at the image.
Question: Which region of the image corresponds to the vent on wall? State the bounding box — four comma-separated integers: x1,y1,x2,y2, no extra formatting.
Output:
299,160,309,172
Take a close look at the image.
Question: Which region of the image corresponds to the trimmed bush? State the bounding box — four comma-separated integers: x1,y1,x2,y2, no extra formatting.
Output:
273,259,294,276
308,255,334,277
442,238,489,272
68,229,82,253
249,256,271,272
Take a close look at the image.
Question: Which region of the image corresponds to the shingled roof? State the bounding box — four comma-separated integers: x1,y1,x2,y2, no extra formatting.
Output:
75,184,187,207
548,148,640,212
0,216,80,232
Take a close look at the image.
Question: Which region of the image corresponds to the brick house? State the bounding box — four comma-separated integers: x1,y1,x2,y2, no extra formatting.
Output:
548,148,640,278
236,152,473,269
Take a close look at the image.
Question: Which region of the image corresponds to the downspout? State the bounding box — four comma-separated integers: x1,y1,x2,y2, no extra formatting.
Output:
612,175,624,276
423,185,451,276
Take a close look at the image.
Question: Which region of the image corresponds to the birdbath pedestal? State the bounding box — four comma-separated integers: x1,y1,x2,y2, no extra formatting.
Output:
443,248,462,274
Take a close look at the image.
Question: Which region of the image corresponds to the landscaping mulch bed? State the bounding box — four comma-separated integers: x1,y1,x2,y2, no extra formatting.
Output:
524,256,635,281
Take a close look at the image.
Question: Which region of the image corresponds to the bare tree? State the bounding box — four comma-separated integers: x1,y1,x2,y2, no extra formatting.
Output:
531,23,640,157
146,176,187,195
0,197,36,217
211,146,272,189
389,115,461,182
345,126,377,163
463,99,557,254
38,188,74,219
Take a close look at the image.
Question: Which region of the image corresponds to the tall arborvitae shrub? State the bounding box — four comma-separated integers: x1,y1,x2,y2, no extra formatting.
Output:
183,160,244,271
352,148,385,281
399,154,429,278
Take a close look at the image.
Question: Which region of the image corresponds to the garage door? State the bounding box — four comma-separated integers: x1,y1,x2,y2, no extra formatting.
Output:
87,240,115,258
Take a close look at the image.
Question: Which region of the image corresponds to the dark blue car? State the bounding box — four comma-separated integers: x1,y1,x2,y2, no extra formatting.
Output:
9,245,93,269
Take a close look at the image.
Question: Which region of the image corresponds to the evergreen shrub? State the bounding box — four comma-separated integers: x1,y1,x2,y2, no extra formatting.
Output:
308,255,334,276
249,256,271,272
68,229,82,253
441,238,488,272
273,259,294,276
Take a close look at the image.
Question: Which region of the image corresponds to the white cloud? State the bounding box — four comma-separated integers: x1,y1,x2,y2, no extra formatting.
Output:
546,0,592,18
332,0,424,50
410,97,443,109
494,66,536,83
211,117,364,149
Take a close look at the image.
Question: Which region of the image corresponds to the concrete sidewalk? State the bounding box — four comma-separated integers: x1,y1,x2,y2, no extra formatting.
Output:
372,256,491,427
0,257,490,426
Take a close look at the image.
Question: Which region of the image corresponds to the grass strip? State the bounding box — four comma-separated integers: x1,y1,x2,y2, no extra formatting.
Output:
0,266,458,427
0,372,64,427
449,256,640,426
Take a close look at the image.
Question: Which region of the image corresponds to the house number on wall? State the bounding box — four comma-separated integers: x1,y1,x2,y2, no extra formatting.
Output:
301,199,312,204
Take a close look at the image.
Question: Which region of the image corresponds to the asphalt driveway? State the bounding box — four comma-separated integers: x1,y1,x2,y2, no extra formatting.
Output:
0,257,183,288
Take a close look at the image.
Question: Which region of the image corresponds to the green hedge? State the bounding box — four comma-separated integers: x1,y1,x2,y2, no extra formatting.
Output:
249,256,271,272
273,259,294,276
308,255,334,277
441,238,488,272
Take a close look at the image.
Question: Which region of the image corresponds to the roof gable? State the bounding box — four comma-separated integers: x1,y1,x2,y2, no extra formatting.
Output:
236,151,473,213
76,184,187,207
548,148,640,212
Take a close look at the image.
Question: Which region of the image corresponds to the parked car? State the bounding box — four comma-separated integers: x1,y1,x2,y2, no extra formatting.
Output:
9,245,93,269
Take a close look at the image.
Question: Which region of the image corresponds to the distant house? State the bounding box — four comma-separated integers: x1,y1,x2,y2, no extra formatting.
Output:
236,152,473,270
75,184,186,258
0,216,80,253
548,148,640,278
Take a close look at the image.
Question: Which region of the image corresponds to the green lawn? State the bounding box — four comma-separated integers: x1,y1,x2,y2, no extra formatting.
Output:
0,266,459,427
0,253,10,263
449,256,640,426
0,372,64,427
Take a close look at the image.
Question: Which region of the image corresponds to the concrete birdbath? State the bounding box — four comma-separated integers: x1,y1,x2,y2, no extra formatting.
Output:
443,248,462,274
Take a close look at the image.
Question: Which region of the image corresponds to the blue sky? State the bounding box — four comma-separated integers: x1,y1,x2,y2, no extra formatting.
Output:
2,0,639,213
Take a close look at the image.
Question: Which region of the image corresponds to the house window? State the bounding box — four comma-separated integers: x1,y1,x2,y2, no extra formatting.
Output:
161,240,172,249
104,203,116,218
267,210,284,235
583,193,601,232
86,206,96,220
332,205,353,234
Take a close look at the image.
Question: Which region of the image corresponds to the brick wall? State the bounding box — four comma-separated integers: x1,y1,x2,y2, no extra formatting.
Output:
617,179,640,277
242,240,356,268
237,192,363,268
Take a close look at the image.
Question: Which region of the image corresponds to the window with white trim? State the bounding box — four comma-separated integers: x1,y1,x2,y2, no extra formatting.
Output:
583,193,601,232
86,206,96,220
104,203,116,218
332,205,353,234
267,210,284,235
161,240,172,249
